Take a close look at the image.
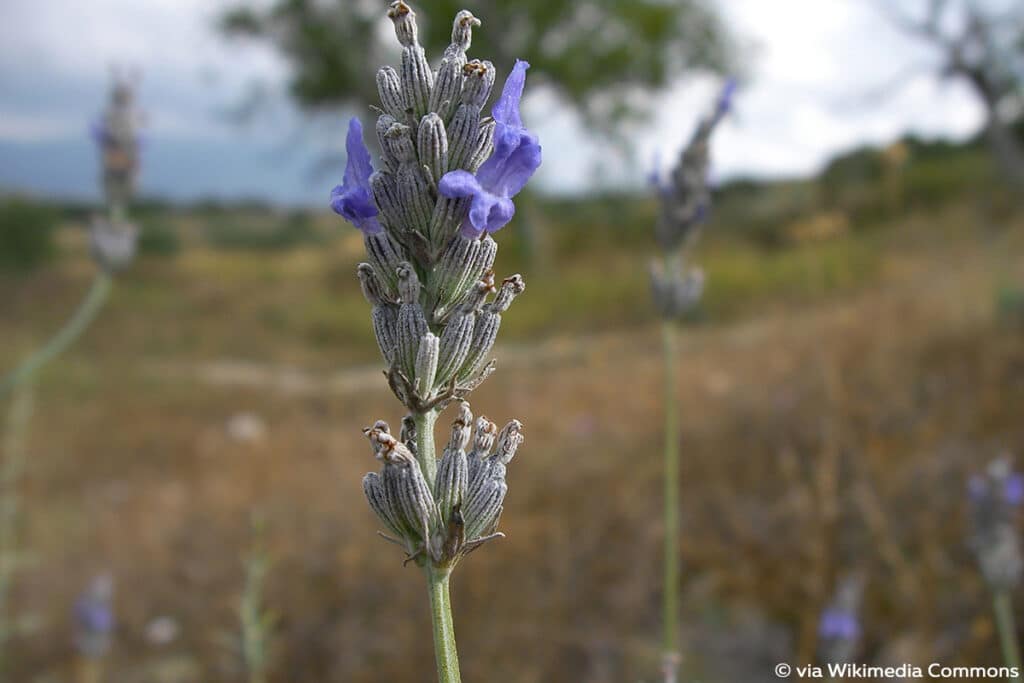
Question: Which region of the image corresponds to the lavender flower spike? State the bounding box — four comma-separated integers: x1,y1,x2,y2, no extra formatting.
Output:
438,60,542,238
331,117,383,235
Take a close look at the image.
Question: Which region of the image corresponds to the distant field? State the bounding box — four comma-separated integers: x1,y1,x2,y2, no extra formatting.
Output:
2,198,1023,681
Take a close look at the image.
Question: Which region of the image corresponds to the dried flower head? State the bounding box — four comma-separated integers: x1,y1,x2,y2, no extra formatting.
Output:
362,403,522,569
969,457,1024,591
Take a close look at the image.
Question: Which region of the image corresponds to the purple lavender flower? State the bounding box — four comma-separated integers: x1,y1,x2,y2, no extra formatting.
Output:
438,60,542,238
73,574,115,658
74,597,114,634
1005,473,1024,506
818,608,860,641
330,118,383,235
713,78,738,125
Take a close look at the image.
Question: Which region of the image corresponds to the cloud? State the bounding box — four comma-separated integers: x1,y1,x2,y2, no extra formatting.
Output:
0,0,994,202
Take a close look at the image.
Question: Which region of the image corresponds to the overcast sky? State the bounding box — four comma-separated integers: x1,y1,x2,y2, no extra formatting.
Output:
0,0,986,205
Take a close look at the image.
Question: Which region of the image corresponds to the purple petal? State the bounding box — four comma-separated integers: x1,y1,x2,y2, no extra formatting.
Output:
489,134,542,198
492,60,529,129
343,117,374,189
438,170,483,199
819,609,860,640
467,191,515,234
330,117,381,234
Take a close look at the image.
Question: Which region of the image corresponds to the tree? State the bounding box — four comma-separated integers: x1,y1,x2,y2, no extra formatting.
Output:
219,0,736,134
881,0,1024,186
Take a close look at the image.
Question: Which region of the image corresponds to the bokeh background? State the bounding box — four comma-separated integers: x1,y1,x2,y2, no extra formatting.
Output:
2,0,1024,681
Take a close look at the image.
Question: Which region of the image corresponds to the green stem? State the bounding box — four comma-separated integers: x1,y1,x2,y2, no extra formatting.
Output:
426,567,461,683
0,382,35,676
414,408,460,682
0,271,113,398
414,410,439,489
661,320,680,683
994,590,1023,682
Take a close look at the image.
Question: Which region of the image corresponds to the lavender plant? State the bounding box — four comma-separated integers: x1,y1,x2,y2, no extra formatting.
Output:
72,573,115,683
968,458,1024,680
330,3,540,681
649,81,733,683
817,574,864,673
0,74,139,398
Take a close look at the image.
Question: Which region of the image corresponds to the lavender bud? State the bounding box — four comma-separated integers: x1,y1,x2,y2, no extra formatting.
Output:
431,60,464,124
435,445,468,526
488,275,526,313
364,472,405,538
364,232,405,296
387,1,418,47
417,113,449,187
371,171,404,230
397,302,428,381
377,66,406,121
494,420,524,464
394,13,433,119
449,10,480,55
461,60,495,109
357,262,386,306
396,262,421,302
469,416,497,459
464,479,507,541
458,310,499,381
466,119,497,173
414,332,439,396
448,402,474,451
436,309,475,385
372,304,399,366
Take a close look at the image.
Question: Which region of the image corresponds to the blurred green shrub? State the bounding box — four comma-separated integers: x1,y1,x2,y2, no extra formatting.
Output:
0,197,57,270
205,211,324,251
138,220,182,258
996,284,1024,329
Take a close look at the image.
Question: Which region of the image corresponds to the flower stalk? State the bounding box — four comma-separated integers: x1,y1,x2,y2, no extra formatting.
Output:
649,81,734,683
993,590,1023,682
427,567,461,683
661,320,680,683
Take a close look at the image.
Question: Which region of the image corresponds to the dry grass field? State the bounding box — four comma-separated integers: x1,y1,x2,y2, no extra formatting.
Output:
2,202,1023,681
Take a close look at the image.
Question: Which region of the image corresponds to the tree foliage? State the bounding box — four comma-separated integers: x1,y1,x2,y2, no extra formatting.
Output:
219,0,736,131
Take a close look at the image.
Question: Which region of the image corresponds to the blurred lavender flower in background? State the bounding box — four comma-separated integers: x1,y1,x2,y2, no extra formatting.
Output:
968,456,1024,676
817,574,864,665
93,74,142,214
73,573,115,660
89,217,138,273
649,79,734,320
652,79,733,683
968,458,1023,591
